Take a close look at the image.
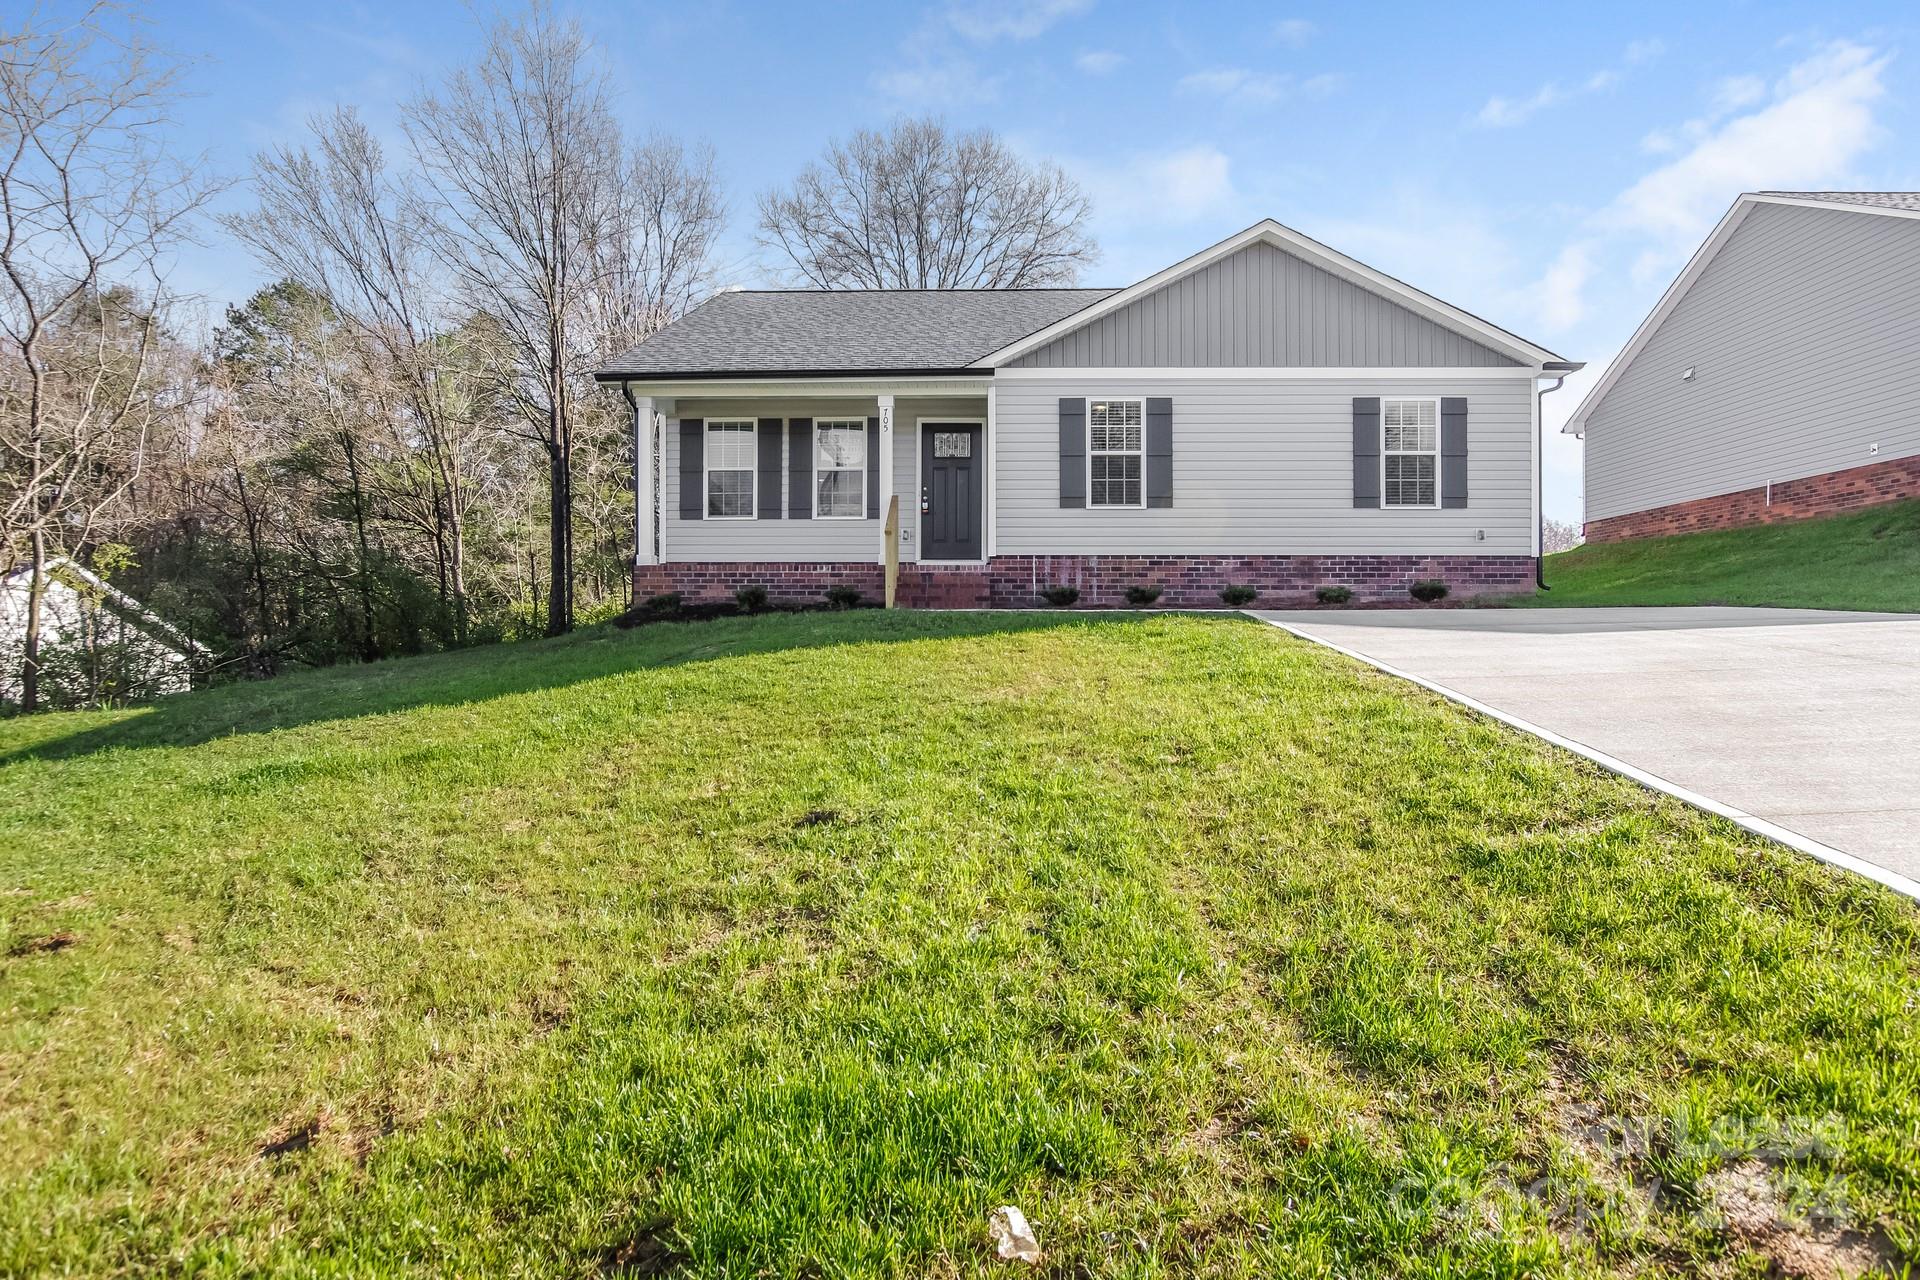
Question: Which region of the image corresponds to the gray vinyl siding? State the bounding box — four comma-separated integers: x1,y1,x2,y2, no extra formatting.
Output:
995,376,1533,555
1585,201,1920,522
664,397,984,562
1011,242,1521,369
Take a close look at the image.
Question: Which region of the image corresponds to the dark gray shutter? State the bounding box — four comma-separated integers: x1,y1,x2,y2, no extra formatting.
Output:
1440,397,1468,508
1058,398,1086,508
679,419,703,519
865,417,880,519
788,418,812,519
1352,398,1381,509
1145,397,1172,508
757,418,782,520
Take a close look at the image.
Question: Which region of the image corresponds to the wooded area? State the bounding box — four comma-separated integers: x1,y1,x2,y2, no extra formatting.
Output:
0,2,1098,712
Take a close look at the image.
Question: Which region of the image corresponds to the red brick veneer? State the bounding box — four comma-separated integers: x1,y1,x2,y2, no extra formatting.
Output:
634,555,1536,609
1584,454,1920,544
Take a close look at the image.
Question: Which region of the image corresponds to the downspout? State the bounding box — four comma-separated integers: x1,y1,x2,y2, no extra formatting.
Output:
1535,361,1585,591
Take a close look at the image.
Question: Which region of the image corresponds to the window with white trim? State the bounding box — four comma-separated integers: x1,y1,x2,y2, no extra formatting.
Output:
1088,398,1144,507
814,420,866,518
705,420,756,518
1381,398,1439,508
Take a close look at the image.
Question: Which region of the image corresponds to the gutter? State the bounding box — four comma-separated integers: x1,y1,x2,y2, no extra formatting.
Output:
1535,361,1585,591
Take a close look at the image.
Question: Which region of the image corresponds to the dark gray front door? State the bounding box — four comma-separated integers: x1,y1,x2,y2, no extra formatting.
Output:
920,424,983,561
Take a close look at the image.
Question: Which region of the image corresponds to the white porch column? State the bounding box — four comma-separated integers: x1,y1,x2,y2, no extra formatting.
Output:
985,383,997,559
631,390,656,565
876,393,895,563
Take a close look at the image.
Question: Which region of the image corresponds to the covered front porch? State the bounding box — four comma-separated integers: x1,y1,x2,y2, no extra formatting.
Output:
619,377,995,588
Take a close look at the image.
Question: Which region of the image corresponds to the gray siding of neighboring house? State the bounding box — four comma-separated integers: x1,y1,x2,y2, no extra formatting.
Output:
994,375,1534,556
1010,241,1522,369
662,397,986,563
1584,201,1920,522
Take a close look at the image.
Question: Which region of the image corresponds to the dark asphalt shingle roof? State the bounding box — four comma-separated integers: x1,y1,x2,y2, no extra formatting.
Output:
1759,190,1920,212
595,287,1118,379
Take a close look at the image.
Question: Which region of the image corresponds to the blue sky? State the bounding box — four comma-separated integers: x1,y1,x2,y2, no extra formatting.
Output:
157,0,1918,522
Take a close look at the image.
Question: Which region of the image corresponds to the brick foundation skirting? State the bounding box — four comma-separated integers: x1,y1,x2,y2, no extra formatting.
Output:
634,554,1536,609
1585,453,1920,544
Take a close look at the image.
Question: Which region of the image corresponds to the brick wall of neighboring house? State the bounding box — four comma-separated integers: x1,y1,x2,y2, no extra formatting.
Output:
1585,453,1920,544
633,555,1536,609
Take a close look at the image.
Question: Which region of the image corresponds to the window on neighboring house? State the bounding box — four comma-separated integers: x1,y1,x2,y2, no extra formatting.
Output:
705,420,756,518
1088,398,1143,507
815,420,866,518
1382,398,1439,508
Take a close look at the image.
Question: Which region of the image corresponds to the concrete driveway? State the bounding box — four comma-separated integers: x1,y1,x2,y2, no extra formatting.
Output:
1253,607,1920,892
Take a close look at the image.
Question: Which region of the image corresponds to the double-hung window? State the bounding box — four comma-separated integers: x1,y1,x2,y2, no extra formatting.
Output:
1088,398,1144,507
814,420,866,518
1381,398,1439,508
705,420,756,518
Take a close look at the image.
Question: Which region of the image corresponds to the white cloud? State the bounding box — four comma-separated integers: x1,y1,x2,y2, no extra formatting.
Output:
1476,39,1662,128
1176,66,1341,108
1271,18,1314,48
1538,242,1594,332
1178,68,1287,106
945,0,1093,42
874,58,1004,107
1531,40,1890,347
1607,41,1888,247
1141,146,1235,221
1075,49,1126,75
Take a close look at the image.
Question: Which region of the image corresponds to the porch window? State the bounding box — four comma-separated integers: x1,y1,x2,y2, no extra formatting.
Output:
814,419,866,518
1382,398,1439,508
705,420,756,518
1088,398,1143,507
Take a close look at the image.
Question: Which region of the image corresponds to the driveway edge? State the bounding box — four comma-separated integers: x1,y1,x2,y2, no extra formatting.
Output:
1254,615,1920,904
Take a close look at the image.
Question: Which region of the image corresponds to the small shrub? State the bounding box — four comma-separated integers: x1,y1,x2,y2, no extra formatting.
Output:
734,584,769,612
1041,585,1081,607
1315,585,1353,605
1409,579,1450,603
643,591,683,613
1219,584,1258,607
1124,584,1163,606
824,584,863,609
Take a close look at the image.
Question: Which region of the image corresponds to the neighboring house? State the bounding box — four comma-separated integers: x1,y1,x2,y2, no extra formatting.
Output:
0,558,193,704
595,219,1579,608
1566,191,1920,543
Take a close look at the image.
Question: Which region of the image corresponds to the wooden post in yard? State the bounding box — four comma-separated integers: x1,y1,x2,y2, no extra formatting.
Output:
883,495,900,609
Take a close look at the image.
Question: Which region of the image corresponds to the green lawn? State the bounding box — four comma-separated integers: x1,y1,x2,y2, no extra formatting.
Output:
1525,498,1920,612
2,612,1916,1277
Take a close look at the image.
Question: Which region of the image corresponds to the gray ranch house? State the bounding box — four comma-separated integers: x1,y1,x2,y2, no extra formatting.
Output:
596,219,1579,608
1566,191,1920,543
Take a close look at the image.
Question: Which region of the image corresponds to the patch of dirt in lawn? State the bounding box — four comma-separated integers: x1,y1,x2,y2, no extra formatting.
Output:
599,1219,686,1275
8,929,79,955
1701,1160,1898,1280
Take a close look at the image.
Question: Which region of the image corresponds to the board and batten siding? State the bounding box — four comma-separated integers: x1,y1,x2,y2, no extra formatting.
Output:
662,397,984,563
1011,242,1521,369
1584,201,1920,522
996,376,1534,556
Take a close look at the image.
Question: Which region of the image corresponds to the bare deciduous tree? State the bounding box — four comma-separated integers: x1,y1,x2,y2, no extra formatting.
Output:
757,118,1097,289
1543,517,1583,554
0,1,217,709
404,7,625,635
225,109,482,643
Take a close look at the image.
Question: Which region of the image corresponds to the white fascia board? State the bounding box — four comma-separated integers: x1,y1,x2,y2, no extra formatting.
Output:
616,375,991,399
1746,192,1920,224
992,365,1542,380
1561,195,1758,435
973,218,1562,370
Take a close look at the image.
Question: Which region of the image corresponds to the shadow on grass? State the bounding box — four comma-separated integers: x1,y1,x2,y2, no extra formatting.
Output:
1,609,1178,766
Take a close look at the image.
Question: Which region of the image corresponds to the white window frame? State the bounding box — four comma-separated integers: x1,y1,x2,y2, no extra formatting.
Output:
1380,396,1441,511
812,418,868,520
1086,397,1146,510
702,419,757,520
